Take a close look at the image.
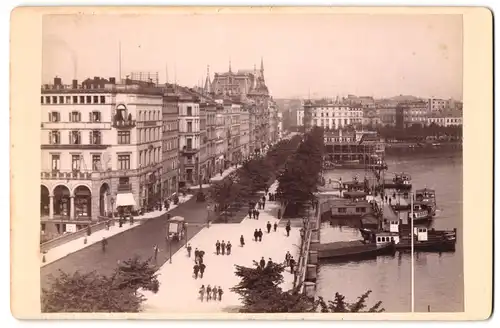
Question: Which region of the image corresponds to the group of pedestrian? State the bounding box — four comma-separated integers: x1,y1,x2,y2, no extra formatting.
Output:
253,228,264,242
268,193,277,201
199,285,224,302
259,257,274,269
266,221,278,233
284,251,296,273
192,247,207,279
215,240,232,255
248,208,260,219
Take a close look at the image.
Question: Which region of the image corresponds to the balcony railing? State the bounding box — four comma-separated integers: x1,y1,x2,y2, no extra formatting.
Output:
41,171,92,180
112,119,136,129
181,146,198,154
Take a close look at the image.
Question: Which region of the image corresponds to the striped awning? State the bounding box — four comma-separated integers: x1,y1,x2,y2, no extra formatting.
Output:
116,193,137,208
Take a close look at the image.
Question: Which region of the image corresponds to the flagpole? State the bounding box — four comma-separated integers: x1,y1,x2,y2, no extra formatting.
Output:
410,191,414,312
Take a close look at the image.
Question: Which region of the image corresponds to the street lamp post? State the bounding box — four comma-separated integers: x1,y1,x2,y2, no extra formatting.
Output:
110,197,115,219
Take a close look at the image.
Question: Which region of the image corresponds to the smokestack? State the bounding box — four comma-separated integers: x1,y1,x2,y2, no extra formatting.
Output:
53,77,62,86
72,79,78,89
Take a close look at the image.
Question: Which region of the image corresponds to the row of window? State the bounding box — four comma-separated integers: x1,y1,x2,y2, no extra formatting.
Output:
48,130,130,145
138,110,161,122
42,95,107,105
313,112,362,117
51,153,132,171
137,128,161,143
164,121,179,132
138,148,161,167
163,138,179,152
48,111,102,123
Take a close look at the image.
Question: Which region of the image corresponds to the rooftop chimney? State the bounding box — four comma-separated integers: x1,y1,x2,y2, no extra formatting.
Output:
54,77,62,86
72,79,78,89
109,77,116,84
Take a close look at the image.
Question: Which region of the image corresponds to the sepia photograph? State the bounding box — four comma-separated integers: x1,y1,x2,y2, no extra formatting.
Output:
9,6,493,320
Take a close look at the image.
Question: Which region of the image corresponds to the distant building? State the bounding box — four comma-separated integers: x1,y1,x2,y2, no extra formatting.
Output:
428,98,448,112
427,110,463,127
301,98,363,131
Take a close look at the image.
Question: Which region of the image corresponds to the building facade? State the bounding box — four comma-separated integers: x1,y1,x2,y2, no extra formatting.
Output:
428,98,448,112
162,84,180,199
301,99,363,130
41,76,163,235
427,110,463,127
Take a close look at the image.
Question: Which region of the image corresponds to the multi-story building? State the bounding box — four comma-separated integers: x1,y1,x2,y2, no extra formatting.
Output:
277,111,283,139
40,76,163,235
240,105,251,158
428,98,448,112
400,100,428,127
228,98,243,163
161,84,180,199
301,98,363,130
214,100,226,174
268,99,279,143
427,110,463,127
297,109,305,127
176,89,202,185
362,107,381,127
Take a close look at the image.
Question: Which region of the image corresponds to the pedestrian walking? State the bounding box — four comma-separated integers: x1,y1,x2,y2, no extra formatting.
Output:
240,235,245,247
285,222,291,237
199,285,205,301
194,248,200,260
267,258,273,268
273,222,278,232
257,201,261,210
153,244,159,262
256,210,260,220
216,240,221,255
277,208,282,220
101,237,108,253
226,241,232,255
193,263,200,279
207,285,212,301
187,243,192,257
285,251,291,266
266,221,272,233
259,256,266,269
248,208,253,219
218,286,224,301
254,229,259,242
253,209,258,219
258,229,263,242
212,286,218,301
221,240,226,255
199,263,206,278
289,256,296,274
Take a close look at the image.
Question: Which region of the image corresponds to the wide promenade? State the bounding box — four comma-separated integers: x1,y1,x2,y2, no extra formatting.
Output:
142,183,300,313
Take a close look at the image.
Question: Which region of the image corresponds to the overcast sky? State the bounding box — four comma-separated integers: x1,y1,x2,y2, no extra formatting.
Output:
42,14,463,100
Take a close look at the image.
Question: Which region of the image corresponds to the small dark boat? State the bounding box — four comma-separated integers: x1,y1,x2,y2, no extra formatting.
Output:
415,188,437,216
407,202,434,224
313,232,396,260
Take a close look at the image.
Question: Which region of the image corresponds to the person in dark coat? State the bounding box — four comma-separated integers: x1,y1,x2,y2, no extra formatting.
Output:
259,257,266,269
248,208,253,219
258,229,263,241
199,263,206,278
273,222,278,232
206,285,212,301
262,196,266,209
101,237,108,253
266,221,272,233
285,222,291,237
266,258,273,268
194,248,200,260
277,208,282,220
199,285,205,301
212,286,218,301
256,210,260,220
253,209,258,219
240,235,245,247
289,256,296,273
215,240,221,255
226,241,232,255
193,263,200,279
254,229,259,241
187,244,192,257
218,286,224,301
221,240,226,255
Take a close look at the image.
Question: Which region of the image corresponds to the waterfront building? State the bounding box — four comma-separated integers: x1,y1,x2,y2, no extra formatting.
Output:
401,100,428,127
376,100,398,127
301,98,363,131
362,107,381,127
162,84,180,199
40,76,163,235
323,129,385,164
428,97,448,112
426,110,463,127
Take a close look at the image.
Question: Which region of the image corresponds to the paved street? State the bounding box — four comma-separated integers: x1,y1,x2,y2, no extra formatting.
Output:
40,196,211,289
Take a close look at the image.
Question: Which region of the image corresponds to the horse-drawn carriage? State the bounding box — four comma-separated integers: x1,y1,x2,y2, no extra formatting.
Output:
166,216,186,242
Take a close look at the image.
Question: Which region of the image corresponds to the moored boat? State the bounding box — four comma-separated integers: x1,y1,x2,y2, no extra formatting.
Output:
415,188,437,216
313,233,396,260
383,172,412,190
